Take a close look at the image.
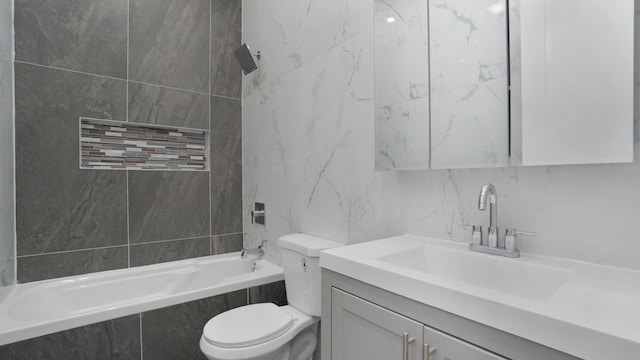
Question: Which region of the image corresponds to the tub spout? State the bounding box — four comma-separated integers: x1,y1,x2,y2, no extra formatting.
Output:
241,240,267,259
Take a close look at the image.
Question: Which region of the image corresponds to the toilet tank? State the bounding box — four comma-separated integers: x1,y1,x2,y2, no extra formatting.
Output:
279,234,343,316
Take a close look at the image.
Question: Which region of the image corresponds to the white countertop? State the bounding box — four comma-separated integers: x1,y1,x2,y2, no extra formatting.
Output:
320,235,640,359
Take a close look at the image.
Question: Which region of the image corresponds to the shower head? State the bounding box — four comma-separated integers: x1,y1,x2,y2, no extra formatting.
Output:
233,43,260,75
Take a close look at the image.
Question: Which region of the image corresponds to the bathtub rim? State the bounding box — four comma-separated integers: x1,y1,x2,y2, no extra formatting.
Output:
0,252,284,347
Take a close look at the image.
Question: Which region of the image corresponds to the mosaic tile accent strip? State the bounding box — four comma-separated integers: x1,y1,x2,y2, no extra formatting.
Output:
80,118,208,171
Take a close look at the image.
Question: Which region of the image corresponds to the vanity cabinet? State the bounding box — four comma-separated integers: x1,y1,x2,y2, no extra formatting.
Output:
331,288,423,360
422,325,507,360
331,287,506,360
322,269,580,360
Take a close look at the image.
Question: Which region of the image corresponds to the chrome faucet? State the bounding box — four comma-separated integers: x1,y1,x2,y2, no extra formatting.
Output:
470,183,536,258
241,240,267,259
478,183,498,247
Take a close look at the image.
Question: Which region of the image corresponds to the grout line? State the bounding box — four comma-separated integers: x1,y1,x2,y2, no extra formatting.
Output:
131,235,216,247
506,0,512,159
210,93,241,101
209,95,213,254
128,79,217,97
139,314,144,360
13,60,127,82
426,0,433,169
126,170,131,267
10,0,17,285
208,157,213,255
209,0,212,96
240,1,245,254
209,0,214,255
211,231,244,237
17,244,130,259
12,60,233,99
126,0,130,122
16,232,230,259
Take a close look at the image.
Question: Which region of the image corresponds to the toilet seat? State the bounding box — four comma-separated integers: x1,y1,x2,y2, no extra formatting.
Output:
203,303,294,348
200,305,318,360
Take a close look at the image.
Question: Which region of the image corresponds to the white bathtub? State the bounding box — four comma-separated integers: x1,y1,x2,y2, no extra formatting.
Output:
0,252,284,346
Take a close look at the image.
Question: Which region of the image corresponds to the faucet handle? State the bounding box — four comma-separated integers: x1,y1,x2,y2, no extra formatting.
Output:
487,227,499,248
505,228,536,237
471,225,483,246
504,228,536,252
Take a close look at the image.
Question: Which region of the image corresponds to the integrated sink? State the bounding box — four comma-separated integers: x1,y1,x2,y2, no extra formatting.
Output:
319,234,640,359
377,245,571,300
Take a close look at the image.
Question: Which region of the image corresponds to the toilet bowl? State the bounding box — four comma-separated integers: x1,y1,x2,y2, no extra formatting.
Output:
199,304,317,360
199,234,342,360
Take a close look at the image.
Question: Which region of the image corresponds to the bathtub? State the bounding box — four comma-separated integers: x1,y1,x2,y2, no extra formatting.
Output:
0,252,283,346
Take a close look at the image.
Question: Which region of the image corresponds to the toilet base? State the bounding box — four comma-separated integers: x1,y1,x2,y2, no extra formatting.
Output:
244,325,317,360
288,325,317,360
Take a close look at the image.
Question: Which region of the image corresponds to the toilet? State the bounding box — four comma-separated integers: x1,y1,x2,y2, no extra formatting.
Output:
199,234,342,360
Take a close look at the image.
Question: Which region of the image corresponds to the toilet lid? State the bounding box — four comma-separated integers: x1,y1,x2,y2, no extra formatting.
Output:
203,303,294,348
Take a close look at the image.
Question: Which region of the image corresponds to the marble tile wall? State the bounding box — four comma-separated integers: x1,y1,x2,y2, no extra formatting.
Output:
242,0,640,271
10,0,243,283
0,281,287,359
0,0,14,286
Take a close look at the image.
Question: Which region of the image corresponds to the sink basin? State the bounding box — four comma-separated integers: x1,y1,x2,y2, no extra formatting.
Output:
377,245,571,300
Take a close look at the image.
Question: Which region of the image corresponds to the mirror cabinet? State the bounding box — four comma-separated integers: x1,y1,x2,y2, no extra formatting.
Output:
375,0,634,171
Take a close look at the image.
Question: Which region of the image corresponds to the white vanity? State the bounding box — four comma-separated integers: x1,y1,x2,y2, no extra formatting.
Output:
320,235,640,359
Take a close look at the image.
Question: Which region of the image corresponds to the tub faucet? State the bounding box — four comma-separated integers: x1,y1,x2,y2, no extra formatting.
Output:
478,183,498,247
241,240,267,259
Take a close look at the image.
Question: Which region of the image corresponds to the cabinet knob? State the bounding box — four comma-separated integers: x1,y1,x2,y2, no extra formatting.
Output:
423,343,437,360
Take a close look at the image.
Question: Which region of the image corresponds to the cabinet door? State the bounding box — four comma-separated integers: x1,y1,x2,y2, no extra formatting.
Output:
331,288,423,360
423,325,507,360
429,0,509,170
519,0,634,166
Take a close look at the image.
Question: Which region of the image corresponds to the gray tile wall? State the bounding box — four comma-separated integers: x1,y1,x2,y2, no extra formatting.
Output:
142,290,247,360
0,315,142,360
15,0,128,78
11,0,243,283
0,0,12,59
129,0,211,93
0,59,15,287
0,0,15,287
0,281,287,359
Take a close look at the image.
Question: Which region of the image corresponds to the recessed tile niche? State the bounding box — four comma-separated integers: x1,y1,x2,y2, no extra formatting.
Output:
80,118,208,171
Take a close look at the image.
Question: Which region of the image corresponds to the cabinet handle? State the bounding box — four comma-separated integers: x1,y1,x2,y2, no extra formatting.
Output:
402,333,416,360
423,343,437,360
403,333,409,360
